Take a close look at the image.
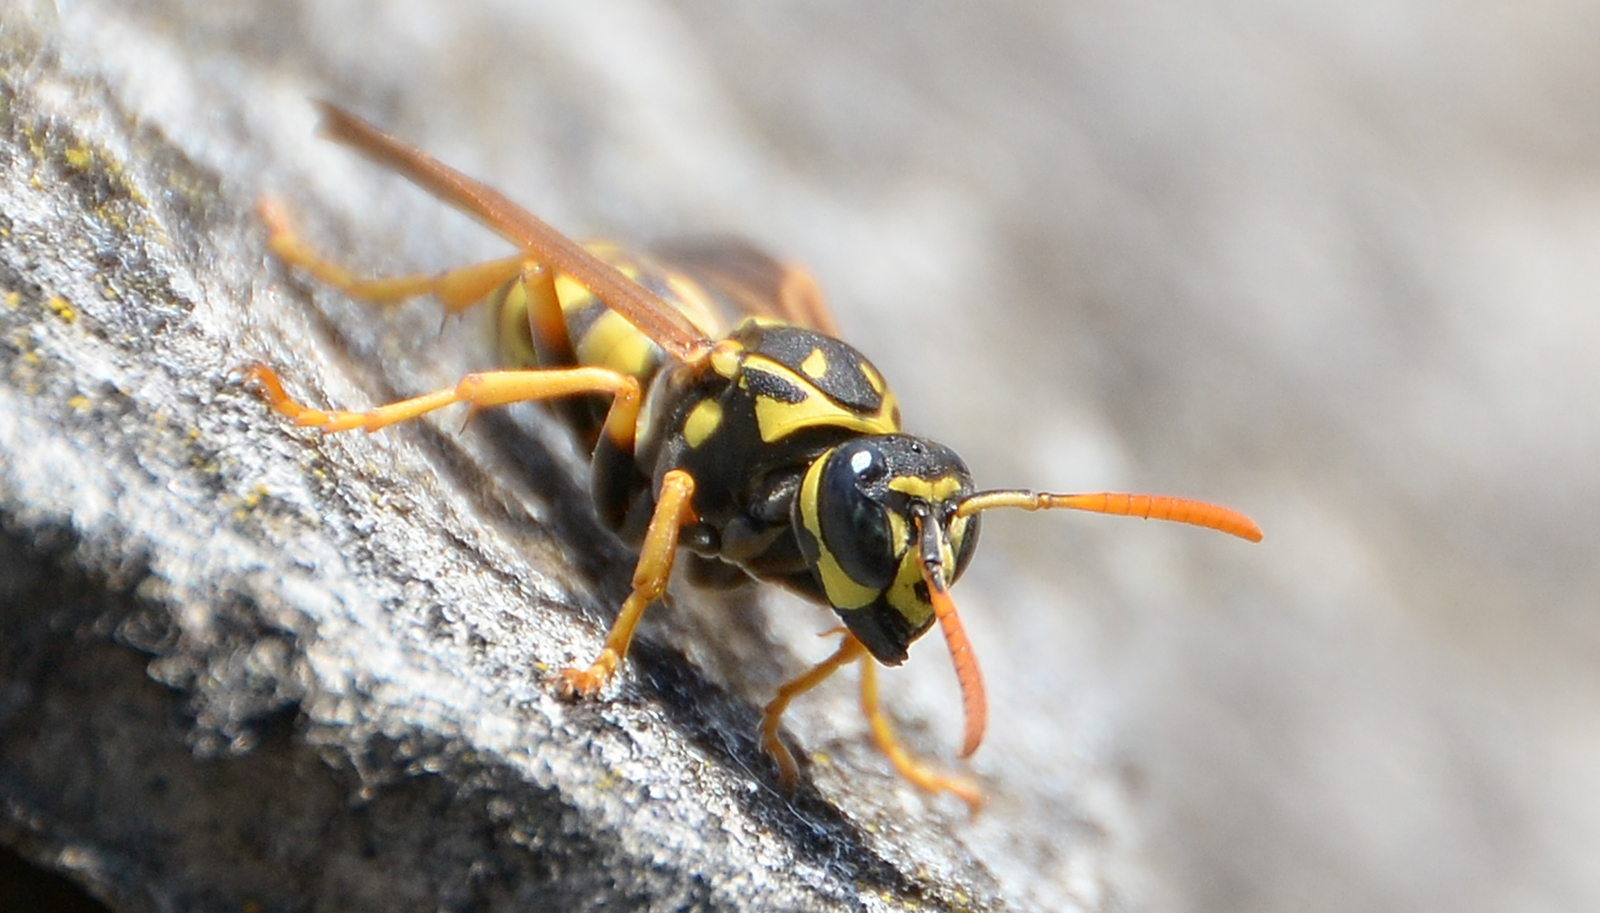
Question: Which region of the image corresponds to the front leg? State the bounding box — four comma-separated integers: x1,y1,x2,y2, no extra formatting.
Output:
558,469,698,696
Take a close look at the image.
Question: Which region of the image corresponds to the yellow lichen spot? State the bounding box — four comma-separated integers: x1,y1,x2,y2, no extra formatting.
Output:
67,395,91,412
46,295,76,323
63,145,94,171
683,399,723,448
4,291,18,308
800,348,828,380
22,352,41,366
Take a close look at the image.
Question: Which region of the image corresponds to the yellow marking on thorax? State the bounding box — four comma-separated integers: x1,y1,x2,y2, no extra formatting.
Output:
859,361,887,394
745,358,900,444
710,339,744,379
683,399,723,448
800,348,828,380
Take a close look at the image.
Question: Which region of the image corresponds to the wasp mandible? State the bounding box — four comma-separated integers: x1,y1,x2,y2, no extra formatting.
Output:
249,103,1263,810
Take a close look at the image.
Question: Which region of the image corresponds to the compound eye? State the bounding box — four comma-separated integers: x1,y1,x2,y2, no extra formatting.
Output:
817,442,897,592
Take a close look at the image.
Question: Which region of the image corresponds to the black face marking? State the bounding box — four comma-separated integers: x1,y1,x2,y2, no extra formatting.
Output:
840,603,928,665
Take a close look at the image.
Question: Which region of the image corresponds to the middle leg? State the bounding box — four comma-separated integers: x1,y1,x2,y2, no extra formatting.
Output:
247,363,640,440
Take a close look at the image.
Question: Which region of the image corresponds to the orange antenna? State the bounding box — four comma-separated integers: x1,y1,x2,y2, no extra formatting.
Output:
917,514,988,758
956,490,1263,542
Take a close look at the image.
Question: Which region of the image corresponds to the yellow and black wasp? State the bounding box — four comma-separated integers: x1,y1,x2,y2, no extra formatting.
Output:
248,103,1263,810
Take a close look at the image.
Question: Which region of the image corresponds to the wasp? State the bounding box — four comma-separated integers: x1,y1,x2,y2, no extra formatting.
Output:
248,103,1262,810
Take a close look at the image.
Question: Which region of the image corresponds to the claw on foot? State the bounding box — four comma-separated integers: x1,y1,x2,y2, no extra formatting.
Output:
557,650,619,698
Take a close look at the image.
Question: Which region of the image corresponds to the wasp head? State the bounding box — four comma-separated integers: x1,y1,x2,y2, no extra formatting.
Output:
794,434,981,664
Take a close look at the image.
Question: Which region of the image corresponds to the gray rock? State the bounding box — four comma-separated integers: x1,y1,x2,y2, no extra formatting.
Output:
0,3,1025,911
7,1,1600,912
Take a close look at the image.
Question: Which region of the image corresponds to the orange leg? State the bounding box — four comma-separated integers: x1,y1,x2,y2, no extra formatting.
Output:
859,655,985,812
248,362,687,698
557,469,698,696
761,632,985,809
760,634,867,786
262,196,576,368
259,196,538,318
245,363,641,450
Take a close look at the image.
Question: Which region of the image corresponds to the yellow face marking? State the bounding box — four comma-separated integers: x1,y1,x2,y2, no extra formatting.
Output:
948,514,972,562
576,310,658,378
886,511,910,559
800,348,828,380
683,399,723,449
884,511,955,627
799,455,881,610
746,358,900,443
887,475,966,502
884,544,940,630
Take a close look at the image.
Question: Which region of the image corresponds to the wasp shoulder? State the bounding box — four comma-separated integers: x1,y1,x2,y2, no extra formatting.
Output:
730,320,889,414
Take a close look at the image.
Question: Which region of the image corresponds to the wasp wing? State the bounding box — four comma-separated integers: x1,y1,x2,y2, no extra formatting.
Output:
651,238,842,337
313,102,711,362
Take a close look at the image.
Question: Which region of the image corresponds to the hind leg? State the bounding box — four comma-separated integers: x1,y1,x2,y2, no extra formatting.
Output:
258,197,554,317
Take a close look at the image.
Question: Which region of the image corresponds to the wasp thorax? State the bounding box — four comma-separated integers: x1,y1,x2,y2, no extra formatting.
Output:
795,435,981,663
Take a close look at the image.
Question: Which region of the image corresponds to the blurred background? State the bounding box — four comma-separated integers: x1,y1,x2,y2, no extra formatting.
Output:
24,0,1600,910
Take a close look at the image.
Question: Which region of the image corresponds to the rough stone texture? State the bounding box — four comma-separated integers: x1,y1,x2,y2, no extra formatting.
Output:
5,1,1600,912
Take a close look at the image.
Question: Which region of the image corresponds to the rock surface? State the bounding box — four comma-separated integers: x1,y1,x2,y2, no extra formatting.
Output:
6,1,1600,912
